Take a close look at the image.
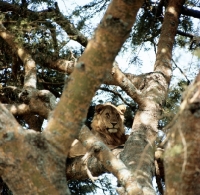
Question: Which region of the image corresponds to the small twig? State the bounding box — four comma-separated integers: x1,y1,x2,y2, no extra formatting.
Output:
172,59,190,84
99,87,135,110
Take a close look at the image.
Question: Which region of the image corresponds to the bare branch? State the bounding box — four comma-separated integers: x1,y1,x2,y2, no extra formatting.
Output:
0,1,88,47
182,6,200,19
78,125,142,194
43,59,76,74
0,22,36,89
154,0,186,84
176,30,194,39
111,63,143,105
99,87,135,109
53,2,88,47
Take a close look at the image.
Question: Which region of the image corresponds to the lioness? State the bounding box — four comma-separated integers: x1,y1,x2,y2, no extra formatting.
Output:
68,102,128,158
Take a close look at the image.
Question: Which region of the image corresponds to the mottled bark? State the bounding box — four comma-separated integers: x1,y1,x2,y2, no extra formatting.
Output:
118,0,185,194
0,0,194,194
4,89,56,119
43,0,143,156
67,156,105,180
67,147,125,180
120,72,167,195
165,72,200,194
154,0,185,84
0,0,144,194
79,126,139,192
0,104,70,195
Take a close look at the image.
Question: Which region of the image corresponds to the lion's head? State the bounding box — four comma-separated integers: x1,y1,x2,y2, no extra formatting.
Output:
91,102,127,147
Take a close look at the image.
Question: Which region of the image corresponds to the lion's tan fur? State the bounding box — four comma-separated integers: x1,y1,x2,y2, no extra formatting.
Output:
91,103,127,148
68,103,127,158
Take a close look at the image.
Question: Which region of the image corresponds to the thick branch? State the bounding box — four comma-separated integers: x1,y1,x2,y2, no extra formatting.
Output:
67,156,105,180
18,89,56,118
43,59,76,74
111,64,143,104
4,103,31,115
43,0,144,157
154,0,186,84
53,2,88,47
67,147,124,180
77,125,141,194
146,1,200,19
0,104,70,194
165,72,200,194
182,6,200,19
2,88,56,119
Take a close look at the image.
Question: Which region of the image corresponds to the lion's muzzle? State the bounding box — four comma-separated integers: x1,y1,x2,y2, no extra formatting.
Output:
107,128,118,133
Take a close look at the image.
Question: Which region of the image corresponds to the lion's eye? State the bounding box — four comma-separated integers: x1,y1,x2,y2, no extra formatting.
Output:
105,113,110,118
116,113,120,118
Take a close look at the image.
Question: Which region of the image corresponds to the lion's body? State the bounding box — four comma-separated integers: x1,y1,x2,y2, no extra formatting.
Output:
68,103,128,158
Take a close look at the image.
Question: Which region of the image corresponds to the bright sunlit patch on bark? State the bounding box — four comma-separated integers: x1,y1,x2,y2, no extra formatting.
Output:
10,104,27,114
18,48,24,57
18,104,27,110
1,32,7,38
140,113,151,125
161,48,166,53
10,105,17,114
166,68,172,76
168,6,176,14
71,139,79,146
24,80,36,88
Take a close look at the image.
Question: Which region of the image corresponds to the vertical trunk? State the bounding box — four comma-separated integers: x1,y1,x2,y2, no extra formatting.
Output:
121,111,157,194
165,73,200,194
154,0,185,84
121,76,166,195
0,1,144,194
121,0,185,194
43,0,144,156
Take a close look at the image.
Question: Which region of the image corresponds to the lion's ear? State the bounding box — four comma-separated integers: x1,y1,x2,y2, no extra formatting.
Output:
117,105,126,114
95,104,105,113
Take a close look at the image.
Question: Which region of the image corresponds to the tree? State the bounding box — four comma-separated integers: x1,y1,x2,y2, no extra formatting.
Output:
0,0,199,194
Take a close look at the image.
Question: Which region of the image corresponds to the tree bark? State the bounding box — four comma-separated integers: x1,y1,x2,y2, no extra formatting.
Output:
0,0,194,194
0,0,144,194
43,0,144,159
119,0,185,194
165,72,200,194
0,104,70,195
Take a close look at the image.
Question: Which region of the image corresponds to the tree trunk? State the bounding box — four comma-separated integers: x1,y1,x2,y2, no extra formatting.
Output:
0,0,144,194
120,0,185,194
165,72,200,194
